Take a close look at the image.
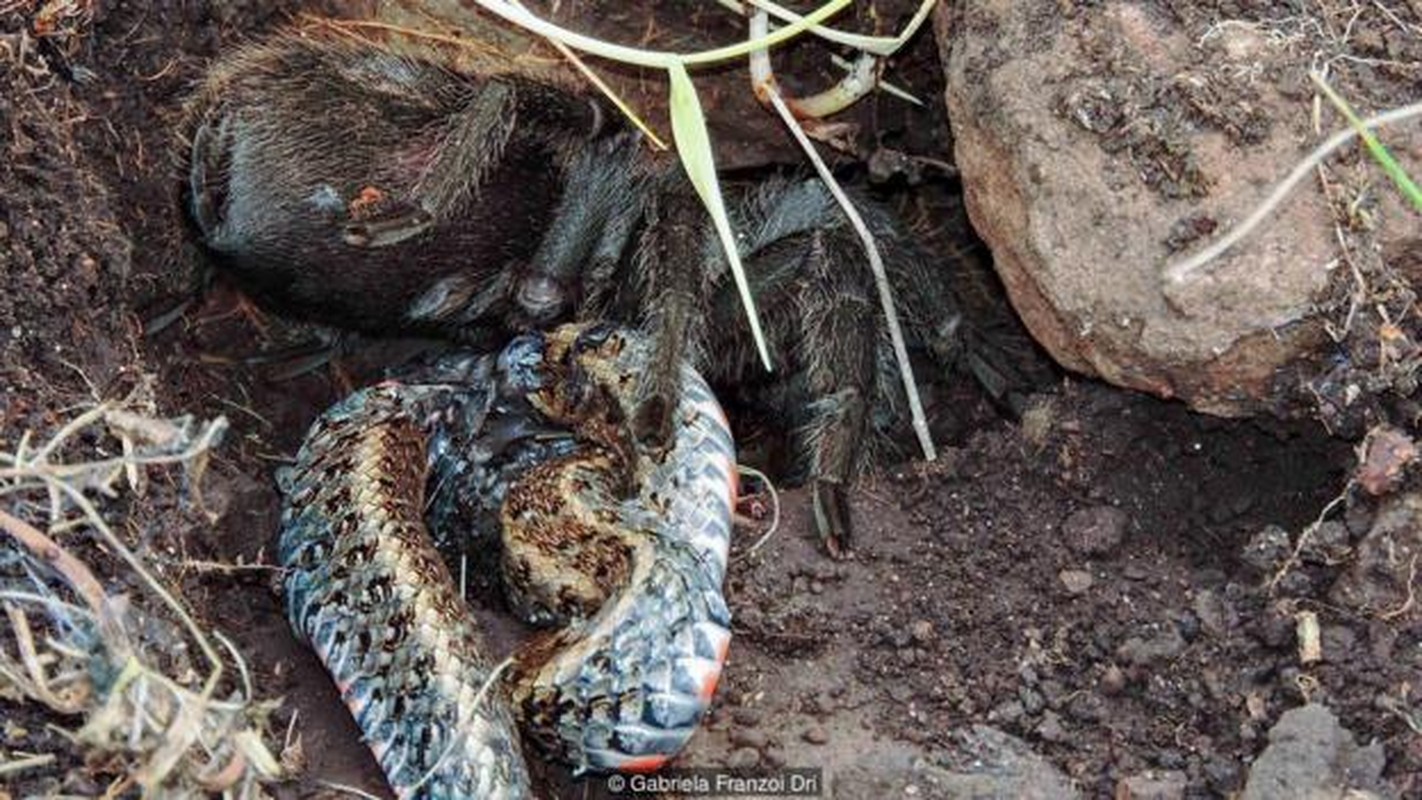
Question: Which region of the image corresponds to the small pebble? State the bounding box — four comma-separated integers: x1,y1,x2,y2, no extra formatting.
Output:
1061,505,1129,556
1059,568,1094,594
910,619,935,643
804,692,835,716
803,726,829,744
1115,769,1187,800
1241,525,1291,573
726,747,760,769
731,708,762,726
729,728,768,749
1019,687,1046,715
1191,589,1234,637
1116,626,1186,666
1203,757,1241,792
990,699,1025,725
1036,711,1067,742
1101,664,1127,695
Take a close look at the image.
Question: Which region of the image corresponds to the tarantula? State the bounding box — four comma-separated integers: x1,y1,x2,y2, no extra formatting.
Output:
181,31,1022,555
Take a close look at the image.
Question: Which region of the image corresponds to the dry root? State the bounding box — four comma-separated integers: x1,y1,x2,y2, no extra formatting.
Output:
0,395,281,798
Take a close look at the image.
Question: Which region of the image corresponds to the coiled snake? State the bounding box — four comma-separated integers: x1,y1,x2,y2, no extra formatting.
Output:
277,324,736,798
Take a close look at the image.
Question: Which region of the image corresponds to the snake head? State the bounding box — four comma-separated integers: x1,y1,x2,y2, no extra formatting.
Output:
497,332,548,397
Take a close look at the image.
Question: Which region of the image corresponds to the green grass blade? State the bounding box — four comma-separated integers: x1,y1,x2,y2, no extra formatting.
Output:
1311,73,1422,213
667,62,772,371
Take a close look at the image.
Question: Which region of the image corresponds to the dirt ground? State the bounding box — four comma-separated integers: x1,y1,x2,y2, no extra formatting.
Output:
1,2,1419,799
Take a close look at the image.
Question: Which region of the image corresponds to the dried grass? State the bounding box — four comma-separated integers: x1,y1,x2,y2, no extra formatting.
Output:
0,396,282,798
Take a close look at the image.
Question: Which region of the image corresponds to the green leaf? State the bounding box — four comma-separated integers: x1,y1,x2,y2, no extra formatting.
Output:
667,63,772,371
1312,73,1422,214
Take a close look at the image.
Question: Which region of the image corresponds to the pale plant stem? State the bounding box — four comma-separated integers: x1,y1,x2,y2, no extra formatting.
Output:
737,465,782,556
747,10,936,461
1164,100,1422,285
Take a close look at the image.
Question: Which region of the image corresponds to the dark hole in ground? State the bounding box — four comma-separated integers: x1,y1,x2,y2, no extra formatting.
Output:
2,2,1416,799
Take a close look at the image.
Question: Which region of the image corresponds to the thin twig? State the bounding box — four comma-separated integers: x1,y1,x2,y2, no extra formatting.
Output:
737,465,782,556
1378,552,1418,620
0,508,112,617
0,753,58,777
315,781,386,800
38,477,226,701
1267,486,1350,593
747,10,935,461
1165,100,1422,284
405,656,515,796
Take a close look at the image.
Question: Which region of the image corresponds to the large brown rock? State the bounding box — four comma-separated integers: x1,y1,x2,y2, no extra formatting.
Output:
938,2,1422,417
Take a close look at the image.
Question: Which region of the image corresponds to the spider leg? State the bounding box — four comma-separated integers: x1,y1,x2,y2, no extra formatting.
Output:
793,229,880,558
627,183,717,448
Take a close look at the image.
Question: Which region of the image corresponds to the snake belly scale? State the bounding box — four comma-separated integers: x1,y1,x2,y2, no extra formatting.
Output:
277,325,736,798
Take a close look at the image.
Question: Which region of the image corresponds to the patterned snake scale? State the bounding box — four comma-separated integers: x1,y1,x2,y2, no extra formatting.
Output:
277,324,736,798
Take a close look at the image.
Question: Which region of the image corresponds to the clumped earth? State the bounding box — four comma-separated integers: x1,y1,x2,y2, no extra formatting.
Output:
2,2,1419,799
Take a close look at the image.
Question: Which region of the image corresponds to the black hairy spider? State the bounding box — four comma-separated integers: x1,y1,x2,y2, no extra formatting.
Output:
181,32,1030,555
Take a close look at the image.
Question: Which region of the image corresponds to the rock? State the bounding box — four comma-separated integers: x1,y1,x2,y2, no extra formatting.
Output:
938,1,1421,418
1300,520,1351,564
1060,568,1095,594
725,747,761,769
802,726,829,745
1019,687,1046,716
1240,704,1387,800
1331,492,1422,613
1192,589,1237,636
910,619,936,644
1115,770,1187,800
1101,664,1127,695
932,726,1084,799
729,727,768,750
804,692,835,716
1241,525,1292,574
1065,691,1106,723
1203,757,1243,794
1117,625,1187,666
1061,506,1130,556
1036,711,1067,743
990,699,1026,725
1320,625,1358,664
731,708,762,727
1356,426,1417,496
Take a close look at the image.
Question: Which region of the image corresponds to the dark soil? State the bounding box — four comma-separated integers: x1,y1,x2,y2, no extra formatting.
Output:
1,2,1418,799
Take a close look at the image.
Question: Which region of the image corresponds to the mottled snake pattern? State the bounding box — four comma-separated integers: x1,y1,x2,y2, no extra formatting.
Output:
278,325,735,798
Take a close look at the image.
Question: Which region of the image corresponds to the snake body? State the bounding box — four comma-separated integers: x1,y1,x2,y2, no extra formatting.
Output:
278,325,735,798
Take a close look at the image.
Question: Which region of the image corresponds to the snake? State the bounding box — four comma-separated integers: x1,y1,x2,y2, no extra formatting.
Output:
276,324,736,798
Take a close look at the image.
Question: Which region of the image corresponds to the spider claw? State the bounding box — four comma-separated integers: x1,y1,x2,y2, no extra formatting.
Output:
632,395,673,449
811,479,852,559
